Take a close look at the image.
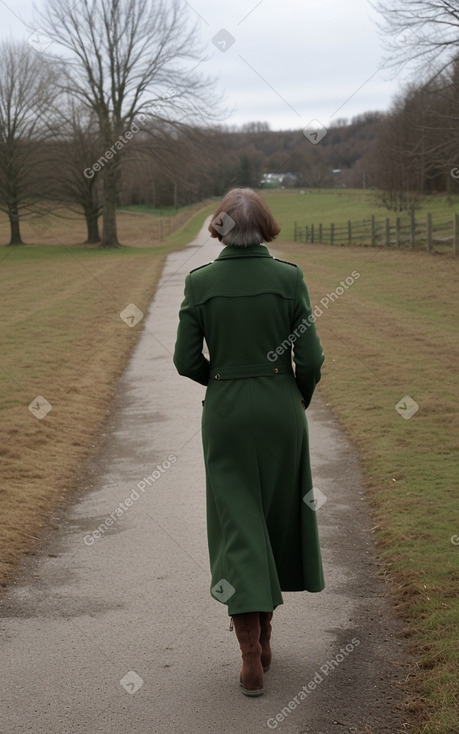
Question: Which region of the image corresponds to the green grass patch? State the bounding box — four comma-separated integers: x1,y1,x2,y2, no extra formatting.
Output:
272,237,459,734
119,203,197,216
164,203,214,249
260,188,459,241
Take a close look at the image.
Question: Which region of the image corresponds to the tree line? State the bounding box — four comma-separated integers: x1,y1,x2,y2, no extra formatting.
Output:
372,61,459,210
1,0,458,246
0,35,382,249
0,0,214,247
371,0,459,209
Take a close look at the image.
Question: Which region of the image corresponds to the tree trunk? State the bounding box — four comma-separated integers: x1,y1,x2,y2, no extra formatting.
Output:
8,205,24,245
85,210,101,243
100,162,120,248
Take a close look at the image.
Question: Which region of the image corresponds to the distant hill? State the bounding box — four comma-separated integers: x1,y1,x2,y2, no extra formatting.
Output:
202,113,383,194
119,113,384,207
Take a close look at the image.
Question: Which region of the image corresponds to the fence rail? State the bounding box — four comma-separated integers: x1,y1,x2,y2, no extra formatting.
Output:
293,212,459,255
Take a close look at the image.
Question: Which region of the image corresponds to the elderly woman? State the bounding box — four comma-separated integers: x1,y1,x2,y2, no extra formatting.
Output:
173,188,324,696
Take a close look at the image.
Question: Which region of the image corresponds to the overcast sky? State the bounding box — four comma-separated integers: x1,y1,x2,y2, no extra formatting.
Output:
0,0,405,130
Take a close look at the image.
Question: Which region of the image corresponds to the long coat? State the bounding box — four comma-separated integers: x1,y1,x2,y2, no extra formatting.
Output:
173,244,325,615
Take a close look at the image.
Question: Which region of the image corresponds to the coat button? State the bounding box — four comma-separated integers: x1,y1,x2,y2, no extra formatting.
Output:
214,373,221,380
273,368,279,374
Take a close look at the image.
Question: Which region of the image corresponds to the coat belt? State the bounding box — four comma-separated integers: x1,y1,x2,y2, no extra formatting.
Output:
211,362,293,380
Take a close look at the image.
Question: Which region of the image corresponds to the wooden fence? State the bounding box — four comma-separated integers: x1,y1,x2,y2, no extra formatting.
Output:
293,211,459,255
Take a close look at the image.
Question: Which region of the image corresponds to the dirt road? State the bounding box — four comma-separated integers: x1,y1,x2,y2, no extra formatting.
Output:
0,221,408,733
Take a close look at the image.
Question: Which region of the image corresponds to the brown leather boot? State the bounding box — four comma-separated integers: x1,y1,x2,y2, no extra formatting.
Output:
259,612,273,671
232,612,264,696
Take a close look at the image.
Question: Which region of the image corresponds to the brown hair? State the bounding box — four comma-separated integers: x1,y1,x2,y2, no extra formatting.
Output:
208,188,281,247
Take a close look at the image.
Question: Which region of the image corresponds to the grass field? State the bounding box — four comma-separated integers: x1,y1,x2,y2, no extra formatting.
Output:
0,205,212,580
261,188,459,242
1,190,457,731
271,236,459,734
119,203,196,216
0,201,216,248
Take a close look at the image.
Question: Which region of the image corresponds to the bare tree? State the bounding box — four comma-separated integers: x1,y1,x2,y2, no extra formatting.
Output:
429,61,459,191
44,102,103,243
372,101,423,210
39,0,214,247
372,60,459,201
0,41,57,245
120,122,218,208
373,0,459,76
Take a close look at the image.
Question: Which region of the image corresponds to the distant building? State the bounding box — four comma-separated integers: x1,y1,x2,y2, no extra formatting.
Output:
260,172,300,188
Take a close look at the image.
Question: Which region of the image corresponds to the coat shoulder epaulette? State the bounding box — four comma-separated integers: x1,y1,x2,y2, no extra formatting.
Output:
273,257,297,267
190,261,213,273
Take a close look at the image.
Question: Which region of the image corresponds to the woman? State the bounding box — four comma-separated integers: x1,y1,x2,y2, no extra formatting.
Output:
173,188,325,696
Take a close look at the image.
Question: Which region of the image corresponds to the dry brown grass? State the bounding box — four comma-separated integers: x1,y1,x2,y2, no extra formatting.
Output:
0,206,212,581
0,206,201,248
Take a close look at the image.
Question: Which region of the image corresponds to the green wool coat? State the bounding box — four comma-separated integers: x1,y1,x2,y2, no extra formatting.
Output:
173,244,325,615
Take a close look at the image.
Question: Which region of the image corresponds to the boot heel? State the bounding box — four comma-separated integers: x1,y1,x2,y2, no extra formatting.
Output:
260,612,273,671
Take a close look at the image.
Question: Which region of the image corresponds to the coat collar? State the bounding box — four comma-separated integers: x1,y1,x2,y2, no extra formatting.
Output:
216,244,272,260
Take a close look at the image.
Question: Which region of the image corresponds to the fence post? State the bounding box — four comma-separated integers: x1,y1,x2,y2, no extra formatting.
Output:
426,213,432,252
319,223,323,243
347,220,352,244
311,224,315,243
454,213,459,256
294,221,297,241
330,223,335,245
371,215,376,246
396,217,401,247
410,209,416,248
385,218,390,246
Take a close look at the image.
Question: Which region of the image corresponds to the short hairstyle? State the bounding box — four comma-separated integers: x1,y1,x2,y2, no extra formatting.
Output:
208,188,281,247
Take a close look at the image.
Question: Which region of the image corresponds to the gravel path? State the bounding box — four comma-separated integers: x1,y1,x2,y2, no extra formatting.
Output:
0,221,408,733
